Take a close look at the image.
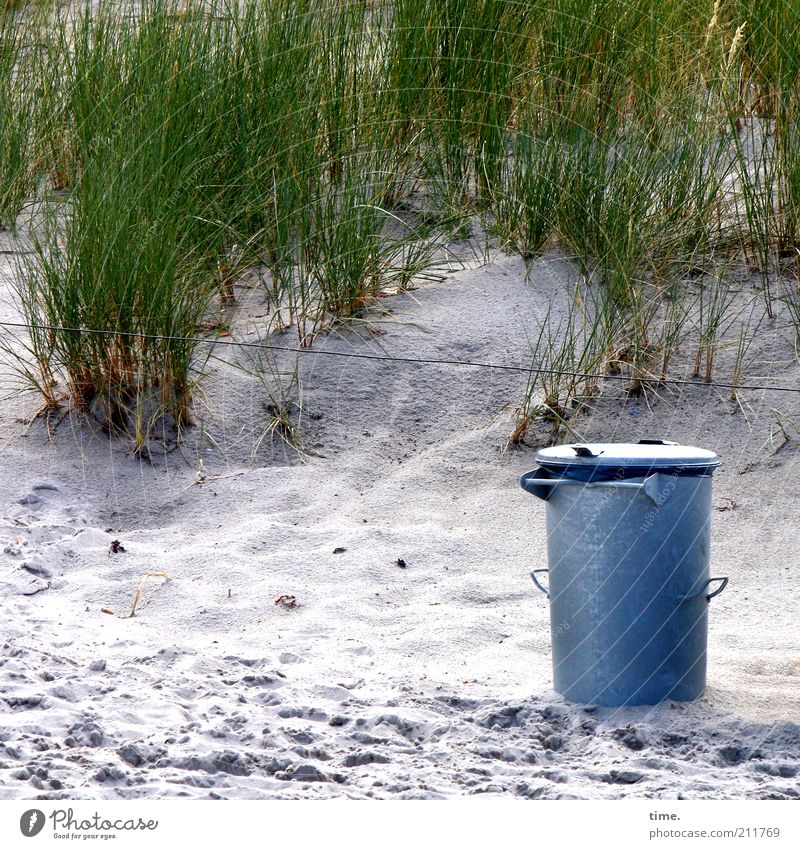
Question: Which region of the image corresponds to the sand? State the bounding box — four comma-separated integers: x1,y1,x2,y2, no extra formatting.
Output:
1,230,799,800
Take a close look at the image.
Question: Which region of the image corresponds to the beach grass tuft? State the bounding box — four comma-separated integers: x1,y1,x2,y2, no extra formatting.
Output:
0,0,798,445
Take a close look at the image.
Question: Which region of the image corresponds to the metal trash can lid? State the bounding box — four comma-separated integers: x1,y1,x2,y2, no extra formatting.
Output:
536,439,720,477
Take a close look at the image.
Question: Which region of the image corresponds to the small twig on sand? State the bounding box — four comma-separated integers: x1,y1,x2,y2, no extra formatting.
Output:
127,571,171,618
181,463,246,493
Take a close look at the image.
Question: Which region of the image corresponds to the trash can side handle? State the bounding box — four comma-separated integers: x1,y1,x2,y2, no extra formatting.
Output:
705,576,729,601
522,476,584,489
676,576,729,603
521,471,669,506
522,473,645,491
520,468,587,501
530,569,549,598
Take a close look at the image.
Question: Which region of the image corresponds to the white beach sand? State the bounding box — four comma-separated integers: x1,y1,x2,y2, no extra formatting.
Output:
1,236,799,800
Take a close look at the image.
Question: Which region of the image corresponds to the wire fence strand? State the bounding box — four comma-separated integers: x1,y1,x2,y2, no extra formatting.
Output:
1,318,799,394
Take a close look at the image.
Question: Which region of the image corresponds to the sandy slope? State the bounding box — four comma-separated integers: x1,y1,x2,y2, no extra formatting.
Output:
1,238,799,800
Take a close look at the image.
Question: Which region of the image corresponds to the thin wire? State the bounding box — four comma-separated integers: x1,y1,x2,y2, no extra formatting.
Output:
1,318,798,394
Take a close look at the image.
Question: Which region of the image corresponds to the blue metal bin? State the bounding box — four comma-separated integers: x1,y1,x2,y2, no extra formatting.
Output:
520,439,727,706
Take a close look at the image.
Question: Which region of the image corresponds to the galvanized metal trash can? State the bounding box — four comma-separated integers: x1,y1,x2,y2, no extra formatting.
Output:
520,440,727,707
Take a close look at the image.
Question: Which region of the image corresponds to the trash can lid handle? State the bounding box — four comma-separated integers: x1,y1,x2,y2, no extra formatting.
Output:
637,439,679,445
571,446,604,458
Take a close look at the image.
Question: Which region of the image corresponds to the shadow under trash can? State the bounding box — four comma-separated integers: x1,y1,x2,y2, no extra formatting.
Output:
520,440,727,707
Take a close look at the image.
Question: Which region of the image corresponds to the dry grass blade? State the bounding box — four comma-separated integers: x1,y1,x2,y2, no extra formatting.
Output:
127,571,172,618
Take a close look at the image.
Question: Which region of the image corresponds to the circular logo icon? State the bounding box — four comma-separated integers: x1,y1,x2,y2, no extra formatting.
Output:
19,810,46,837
